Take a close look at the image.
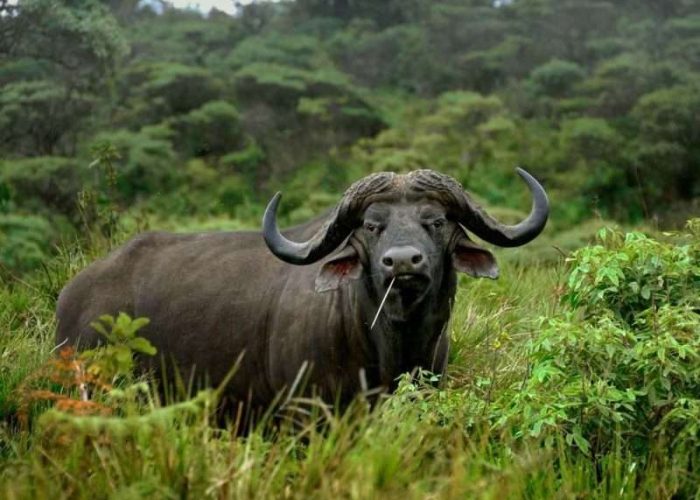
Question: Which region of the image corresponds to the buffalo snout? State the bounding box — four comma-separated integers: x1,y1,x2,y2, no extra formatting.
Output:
380,246,426,276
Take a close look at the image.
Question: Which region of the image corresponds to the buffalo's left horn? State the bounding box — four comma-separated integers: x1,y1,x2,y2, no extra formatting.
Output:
458,167,549,247
407,167,549,247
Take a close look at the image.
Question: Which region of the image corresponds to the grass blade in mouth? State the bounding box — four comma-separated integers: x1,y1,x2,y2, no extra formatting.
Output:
370,277,395,330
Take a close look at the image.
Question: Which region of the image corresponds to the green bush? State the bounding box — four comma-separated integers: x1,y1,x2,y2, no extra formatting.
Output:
90,126,178,201
119,62,223,125
492,222,700,471
0,81,94,156
0,214,52,273
220,140,266,186
168,100,244,158
527,59,586,98
224,33,325,71
566,226,699,322
630,82,700,201
217,175,249,214
232,60,384,178
0,157,86,217
331,24,438,93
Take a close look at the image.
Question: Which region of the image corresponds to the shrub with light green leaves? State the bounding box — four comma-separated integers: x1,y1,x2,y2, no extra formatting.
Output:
90,126,178,201
168,100,244,157
0,214,52,273
84,313,156,382
527,59,586,98
492,221,700,471
566,224,699,323
0,157,86,217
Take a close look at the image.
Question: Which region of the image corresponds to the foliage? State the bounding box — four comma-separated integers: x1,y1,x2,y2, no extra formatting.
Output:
565,225,699,321
224,33,326,71
14,312,156,427
89,126,178,201
527,59,586,98
0,156,86,216
167,100,244,158
118,62,224,126
630,82,700,202
0,214,52,273
1,0,128,82
1,1,699,495
1,218,699,496
84,313,156,380
2,0,699,264
0,81,93,156
0,0,127,155
490,222,700,477
220,140,266,184
232,59,384,176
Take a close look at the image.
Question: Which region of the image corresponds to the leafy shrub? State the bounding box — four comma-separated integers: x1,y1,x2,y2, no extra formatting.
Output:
560,118,622,161
217,176,249,214
16,313,156,426
270,159,352,222
220,140,266,186
0,156,86,217
527,59,586,98
353,91,511,179
168,100,244,157
232,61,384,178
224,33,325,71
234,62,350,99
149,160,255,217
84,314,156,381
119,62,223,125
630,82,700,201
90,126,178,201
553,118,637,219
0,214,52,273
332,24,438,93
0,81,94,156
566,226,699,322
492,222,700,472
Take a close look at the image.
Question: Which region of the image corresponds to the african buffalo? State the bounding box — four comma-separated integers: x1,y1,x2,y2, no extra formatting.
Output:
56,168,548,412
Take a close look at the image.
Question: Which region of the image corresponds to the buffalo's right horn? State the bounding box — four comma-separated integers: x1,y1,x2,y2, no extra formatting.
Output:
263,194,353,265
263,172,395,265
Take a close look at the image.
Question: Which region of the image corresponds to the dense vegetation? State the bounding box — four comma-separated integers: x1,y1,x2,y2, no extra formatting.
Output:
1,0,699,497
1,222,698,497
2,0,700,273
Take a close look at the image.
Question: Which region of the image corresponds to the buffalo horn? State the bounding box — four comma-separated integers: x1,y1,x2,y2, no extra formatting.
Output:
263,173,395,264
449,167,549,247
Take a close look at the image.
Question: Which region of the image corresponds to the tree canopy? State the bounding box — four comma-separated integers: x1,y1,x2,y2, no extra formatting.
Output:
1,0,699,270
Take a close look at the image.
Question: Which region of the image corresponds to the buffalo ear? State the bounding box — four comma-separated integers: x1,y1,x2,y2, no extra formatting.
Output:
315,244,363,292
452,235,499,279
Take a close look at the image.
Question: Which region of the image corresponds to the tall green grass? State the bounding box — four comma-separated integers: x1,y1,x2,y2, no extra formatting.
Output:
0,224,697,499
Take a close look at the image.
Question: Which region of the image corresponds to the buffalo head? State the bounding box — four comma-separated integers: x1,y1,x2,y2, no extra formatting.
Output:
262,168,548,322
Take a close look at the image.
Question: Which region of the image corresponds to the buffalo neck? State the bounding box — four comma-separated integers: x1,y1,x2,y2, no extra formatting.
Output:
352,268,457,390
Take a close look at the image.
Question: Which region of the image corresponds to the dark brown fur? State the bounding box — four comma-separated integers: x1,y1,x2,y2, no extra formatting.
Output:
56,169,548,416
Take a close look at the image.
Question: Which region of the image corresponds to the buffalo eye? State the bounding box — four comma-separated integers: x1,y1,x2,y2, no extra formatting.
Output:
364,222,378,233
426,218,446,230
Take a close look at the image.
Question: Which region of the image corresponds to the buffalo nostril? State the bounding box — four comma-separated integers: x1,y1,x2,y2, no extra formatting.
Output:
411,254,423,264
382,256,394,267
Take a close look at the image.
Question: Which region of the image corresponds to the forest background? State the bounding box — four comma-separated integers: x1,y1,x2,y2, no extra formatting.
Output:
1,0,700,498
1,0,699,272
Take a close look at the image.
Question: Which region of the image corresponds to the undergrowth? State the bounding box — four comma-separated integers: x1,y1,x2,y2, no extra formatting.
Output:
0,221,698,498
